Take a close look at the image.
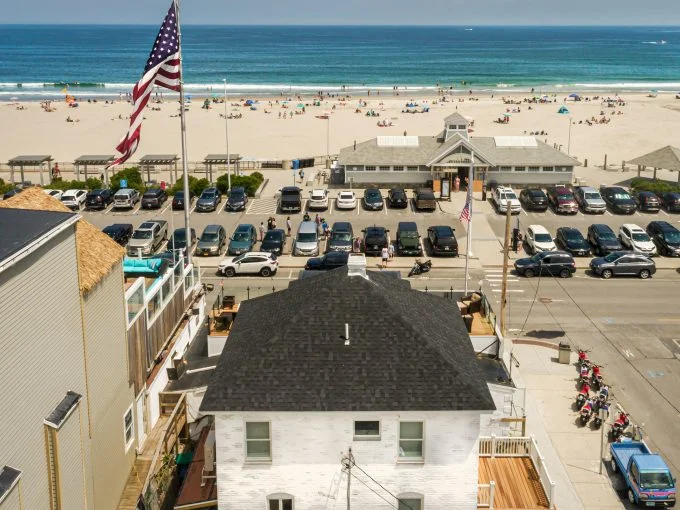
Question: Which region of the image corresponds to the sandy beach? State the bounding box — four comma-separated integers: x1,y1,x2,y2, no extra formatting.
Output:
1,92,679,178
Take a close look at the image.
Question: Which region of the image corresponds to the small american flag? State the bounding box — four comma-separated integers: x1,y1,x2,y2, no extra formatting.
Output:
460,196,471,223
108,2,181,168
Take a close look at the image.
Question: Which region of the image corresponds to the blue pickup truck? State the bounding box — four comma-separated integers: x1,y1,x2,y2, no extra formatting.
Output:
610,440,676,507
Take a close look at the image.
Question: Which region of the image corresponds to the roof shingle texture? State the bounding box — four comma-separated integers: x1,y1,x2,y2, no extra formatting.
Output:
201,269,495,413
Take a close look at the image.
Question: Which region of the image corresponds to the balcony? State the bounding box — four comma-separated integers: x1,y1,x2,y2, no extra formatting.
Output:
478,436,555,510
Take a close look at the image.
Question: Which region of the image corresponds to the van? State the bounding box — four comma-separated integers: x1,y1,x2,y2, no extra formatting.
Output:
293,221,319,256
396,222,422,256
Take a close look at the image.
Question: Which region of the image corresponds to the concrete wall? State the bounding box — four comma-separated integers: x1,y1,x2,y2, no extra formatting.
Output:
485,170,573,186
214,410,482,510
0,227,90,510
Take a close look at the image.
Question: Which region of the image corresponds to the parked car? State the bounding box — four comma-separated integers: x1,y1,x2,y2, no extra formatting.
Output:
546,186,578,214
600,186,637,214
126,220,168,256
196,187,221,212
362,226,390,256
646,221,680,257
61,189,87,210
308,188,329,210
102,223,133,246
396,222,422,256
166,227,197,252
619,224,657,256
363,187,384,210
587,224,623,255
195,224,227,256
336,190,357,210
634,191,661,212
224,186,248,211
514,251,576,278
660,191,680,213
218,252,278,277
141,188,168,209
491,186,521,214
279,186,302,213
387,188,408,208
590,251,655,279
293,221,319,256
85,189,113,210
427,225,458,256
2,188,23,200
519,188,549,212
44,189,63,201
555,227,591,256
113,188,141,210
414,188,437,211
525,225,557,254
574,186,606,214
304,251,350,271
227,224,258,255
172,190,194,210
260,229,286,255
327,222,353,252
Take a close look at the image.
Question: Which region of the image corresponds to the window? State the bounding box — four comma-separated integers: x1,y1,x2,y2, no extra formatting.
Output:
419,166,429,171
398,498,423,510
123,406,134,451
398,422,424,460
246,422,271,460
488,166,499,172
514,166,526,172
268,495,293,510
543,166,554,172
500,166,511,171
365,165,376,171
393,166,405,171
354,420,380,440
407,166,418,171
147,290,161,321
162,277,172,303
379,166,391,172
126,284,144,323
528,166,540,172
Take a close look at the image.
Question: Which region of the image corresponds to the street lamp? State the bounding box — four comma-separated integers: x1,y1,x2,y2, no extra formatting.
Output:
567,116,572,155
223,78,231,191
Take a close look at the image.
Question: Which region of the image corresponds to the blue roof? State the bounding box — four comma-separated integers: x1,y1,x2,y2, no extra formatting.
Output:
636,454,670,471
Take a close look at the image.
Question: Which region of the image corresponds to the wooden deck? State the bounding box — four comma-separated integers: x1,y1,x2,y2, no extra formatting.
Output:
117,415,169,510
479,457,549,509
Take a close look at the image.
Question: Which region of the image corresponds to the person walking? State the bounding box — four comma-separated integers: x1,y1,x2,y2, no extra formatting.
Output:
381,246,389,269
388,242,395,260
259,222,265,241
286,216,292,237
353,237,361,253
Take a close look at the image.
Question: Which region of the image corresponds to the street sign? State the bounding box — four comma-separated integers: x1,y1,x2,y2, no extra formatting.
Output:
120,179,128,188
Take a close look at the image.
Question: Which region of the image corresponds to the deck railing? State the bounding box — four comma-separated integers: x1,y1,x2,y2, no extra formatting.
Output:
477,481,496,509
479,435,555,509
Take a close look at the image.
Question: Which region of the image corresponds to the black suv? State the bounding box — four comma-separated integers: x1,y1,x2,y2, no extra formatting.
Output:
102,223,133,246
172,190,194,210
327,222,353,252
660,192,680,213
363,188,384,210
362,226,389,256
587,224,623,255
279,186,302,213
305,251,349,271
85,189,113,210
514,251,576,278
141,188,168,209
396,222,422,256
634,191,661,212
427,225,458,256
600,186,637,214
519,188,549,211
646,221,680,257
387,188,408,208
260,229,286,255
225,186,248,211
555,227,591,256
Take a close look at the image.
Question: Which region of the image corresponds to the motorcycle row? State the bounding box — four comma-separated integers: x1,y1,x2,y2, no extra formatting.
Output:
575,350,631,441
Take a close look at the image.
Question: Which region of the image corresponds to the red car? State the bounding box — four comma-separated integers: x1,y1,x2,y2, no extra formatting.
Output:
547,186,578,214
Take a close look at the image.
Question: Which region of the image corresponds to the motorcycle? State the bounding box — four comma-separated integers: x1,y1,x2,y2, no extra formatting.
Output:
611,412,630,442
408,259,432,277
597,385,609,405
577,349,591,370
591,365,603,391
579,399,594,426
579,364,591,386
592,400,609,429
576,383,590,409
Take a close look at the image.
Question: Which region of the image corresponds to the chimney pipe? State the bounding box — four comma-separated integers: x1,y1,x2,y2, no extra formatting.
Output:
344,323,350,345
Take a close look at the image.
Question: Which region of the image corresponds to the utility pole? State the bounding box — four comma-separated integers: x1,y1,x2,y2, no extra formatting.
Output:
500,201,512,336
343,447,353,510
223,78,231,191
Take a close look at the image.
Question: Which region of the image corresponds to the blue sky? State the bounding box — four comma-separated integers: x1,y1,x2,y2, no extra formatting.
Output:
3,0,680,25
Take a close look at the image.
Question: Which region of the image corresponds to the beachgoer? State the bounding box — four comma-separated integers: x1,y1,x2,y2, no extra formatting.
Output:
381,246,389,268
388,243,395,260
353,237,361,253
303,212,311,222
259,222,265,241
286,217,292,236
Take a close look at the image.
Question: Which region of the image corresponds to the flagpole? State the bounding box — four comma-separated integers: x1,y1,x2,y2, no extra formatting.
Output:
463,152,474,295
174,0,193,266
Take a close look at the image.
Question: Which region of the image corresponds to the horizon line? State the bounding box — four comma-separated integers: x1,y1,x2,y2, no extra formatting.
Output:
1,23,680,27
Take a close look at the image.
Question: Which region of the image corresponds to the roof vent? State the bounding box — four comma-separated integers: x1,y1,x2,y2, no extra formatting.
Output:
344,323,350,346
347,253,368,279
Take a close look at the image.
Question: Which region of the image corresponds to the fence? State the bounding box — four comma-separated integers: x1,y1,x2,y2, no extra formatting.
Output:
477,481,496,509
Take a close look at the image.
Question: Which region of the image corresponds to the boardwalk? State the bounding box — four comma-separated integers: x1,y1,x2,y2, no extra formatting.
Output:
479,456,549,509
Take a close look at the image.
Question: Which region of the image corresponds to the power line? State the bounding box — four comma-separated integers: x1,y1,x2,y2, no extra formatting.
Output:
351,461,416,510
347,470,399,510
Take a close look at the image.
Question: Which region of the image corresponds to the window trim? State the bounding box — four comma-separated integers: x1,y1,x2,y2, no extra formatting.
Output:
245,420,272,463
397,493,424,510
365,165,376,171
353,419,381,441
398,421,424,463
267,493,294,510
123,405,134,453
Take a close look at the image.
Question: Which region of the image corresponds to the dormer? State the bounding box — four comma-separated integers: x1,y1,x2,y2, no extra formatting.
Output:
444,112,470,141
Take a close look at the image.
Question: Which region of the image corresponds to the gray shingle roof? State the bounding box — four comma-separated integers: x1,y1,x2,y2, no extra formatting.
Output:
200,269,496,413
627,145,680,171
471,137,581,167
444,112,470,125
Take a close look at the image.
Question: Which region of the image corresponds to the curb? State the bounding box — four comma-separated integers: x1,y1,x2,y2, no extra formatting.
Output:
512,338,561,350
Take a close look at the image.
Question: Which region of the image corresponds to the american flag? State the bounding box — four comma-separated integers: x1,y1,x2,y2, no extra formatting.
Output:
459,196,471,223
108,2,181,168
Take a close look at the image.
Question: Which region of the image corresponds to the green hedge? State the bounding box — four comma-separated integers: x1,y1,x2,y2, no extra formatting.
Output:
110,167,146,193
630,177,680,194
167,176,211,197
0,178,15,195
45,178,103,191
216,171,264,196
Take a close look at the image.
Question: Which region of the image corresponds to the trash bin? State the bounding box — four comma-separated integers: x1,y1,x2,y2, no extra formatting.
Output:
558,342,571,364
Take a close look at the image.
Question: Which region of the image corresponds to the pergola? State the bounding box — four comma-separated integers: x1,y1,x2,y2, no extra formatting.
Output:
627,145,680,182
8,155,53,185
139,154,179,184
202,153,241,182
73,155,114,186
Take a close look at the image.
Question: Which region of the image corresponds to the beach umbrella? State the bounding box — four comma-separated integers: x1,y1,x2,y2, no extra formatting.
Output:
558,106,570,114
568,93,579,98
503,113,511,117
297,103,305,108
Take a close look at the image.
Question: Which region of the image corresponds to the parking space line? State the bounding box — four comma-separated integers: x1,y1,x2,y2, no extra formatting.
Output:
103,203,114,214
159,202,171,215
329,201,333,214
521,208,528,216
660,210,669,216
605,211,612,216
213,206,222,216
384,205,388,215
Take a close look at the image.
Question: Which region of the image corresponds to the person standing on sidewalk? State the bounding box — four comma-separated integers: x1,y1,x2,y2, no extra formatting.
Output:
381,246,389,269
259,222,265,241
286,216,292,237
388,242,395,260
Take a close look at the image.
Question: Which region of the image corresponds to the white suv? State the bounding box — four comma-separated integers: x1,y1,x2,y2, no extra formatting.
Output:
526,225,556,254
336,190,357,210
308,188,329,210
492,186,521,214
619,224,657,256
60,189,87,210
218,252,279,277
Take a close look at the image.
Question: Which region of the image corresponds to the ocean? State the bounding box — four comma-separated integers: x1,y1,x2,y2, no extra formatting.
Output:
0,25,679,99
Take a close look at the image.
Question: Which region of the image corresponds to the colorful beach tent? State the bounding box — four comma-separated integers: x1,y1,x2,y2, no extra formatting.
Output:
558,106,570,114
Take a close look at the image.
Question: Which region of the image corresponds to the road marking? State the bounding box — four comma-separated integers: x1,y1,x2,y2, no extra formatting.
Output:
159,202,171,215
103,203,114,214
521,209,528,216
604,211,612,216
329,201,334,214
660,210,669,217
384,205,388,215
491,288,523,293
622,349,635,358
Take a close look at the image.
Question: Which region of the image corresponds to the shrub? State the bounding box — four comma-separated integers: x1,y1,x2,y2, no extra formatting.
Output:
630,177,680,194
110,167,146,193
0,178,14,195
45,178,102,191
166,176,211,197
216,171,264,196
